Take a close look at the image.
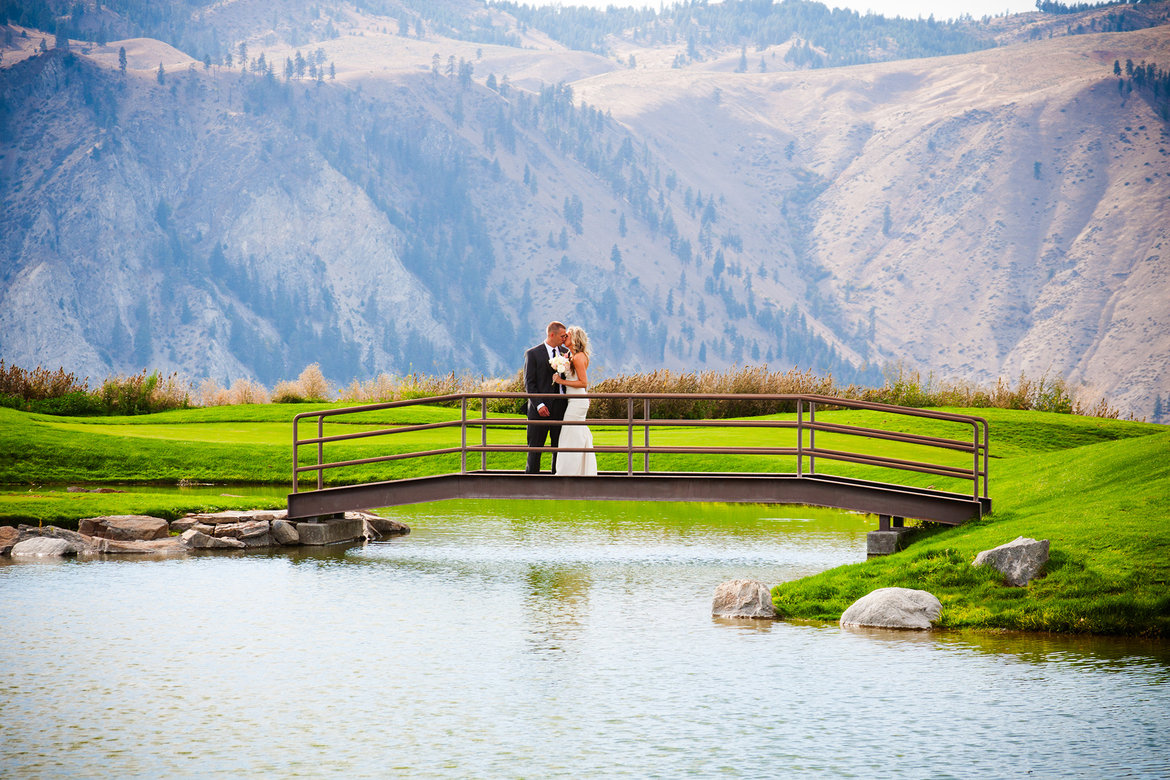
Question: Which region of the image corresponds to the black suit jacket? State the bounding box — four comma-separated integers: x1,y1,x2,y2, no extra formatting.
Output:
524,343,568,418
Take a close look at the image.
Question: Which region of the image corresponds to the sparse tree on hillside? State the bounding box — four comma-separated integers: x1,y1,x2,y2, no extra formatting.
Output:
157,62,165,84
1154,394,1164,422
118,46,127,75
736,46,747,73
611,244,623,272
432,53,440,79
238,42,247,70
618,212,627,238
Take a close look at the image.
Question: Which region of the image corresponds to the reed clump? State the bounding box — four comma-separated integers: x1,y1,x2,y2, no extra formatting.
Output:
0,361,88,400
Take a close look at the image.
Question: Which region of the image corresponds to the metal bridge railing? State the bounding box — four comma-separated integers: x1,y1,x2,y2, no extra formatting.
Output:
292,393,989,502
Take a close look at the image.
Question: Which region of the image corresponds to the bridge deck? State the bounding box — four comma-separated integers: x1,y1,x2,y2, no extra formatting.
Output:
287,470,988,525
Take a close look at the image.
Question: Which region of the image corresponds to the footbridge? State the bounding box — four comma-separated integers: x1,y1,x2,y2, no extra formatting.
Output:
287,392,989,551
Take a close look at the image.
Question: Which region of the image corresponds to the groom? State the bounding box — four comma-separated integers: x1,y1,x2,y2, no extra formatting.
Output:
524,321,569,474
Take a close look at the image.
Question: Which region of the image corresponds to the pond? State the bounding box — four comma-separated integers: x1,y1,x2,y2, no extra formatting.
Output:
2,500,1168,778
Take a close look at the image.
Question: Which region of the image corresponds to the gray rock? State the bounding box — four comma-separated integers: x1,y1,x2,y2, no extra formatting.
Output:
185,510,286,526
16,525,98,554
91,537,188,555
212,520,270,540
169,517,206,533
361,513,410,538
180,529,246,550
0,525,18,555
840,587,941,630
712,579,776,618
78,515,170,541
271,519,300,546
11,537,76,557
973,536,1049,587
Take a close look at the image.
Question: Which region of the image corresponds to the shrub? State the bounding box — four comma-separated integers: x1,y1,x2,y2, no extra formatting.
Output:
97,371,188,415
29,391,106,416
273,363,334,403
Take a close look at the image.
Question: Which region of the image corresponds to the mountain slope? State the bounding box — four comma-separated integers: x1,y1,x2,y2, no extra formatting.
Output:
1,5,1168,418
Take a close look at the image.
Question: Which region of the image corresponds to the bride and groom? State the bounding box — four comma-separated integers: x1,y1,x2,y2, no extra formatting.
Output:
523,321,598,476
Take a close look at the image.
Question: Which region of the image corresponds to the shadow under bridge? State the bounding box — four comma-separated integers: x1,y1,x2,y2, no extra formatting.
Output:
287,392,990,529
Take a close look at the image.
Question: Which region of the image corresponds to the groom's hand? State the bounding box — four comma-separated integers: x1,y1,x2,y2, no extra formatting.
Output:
538,404,550,417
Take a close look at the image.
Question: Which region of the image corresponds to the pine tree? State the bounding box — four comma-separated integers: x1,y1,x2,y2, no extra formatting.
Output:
118,46,127,75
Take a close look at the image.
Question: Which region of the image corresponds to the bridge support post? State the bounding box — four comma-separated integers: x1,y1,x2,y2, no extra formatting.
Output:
868,515,914,557
295,513,365,546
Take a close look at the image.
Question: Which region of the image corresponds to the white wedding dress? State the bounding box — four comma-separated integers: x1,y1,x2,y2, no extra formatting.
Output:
557,366,598,477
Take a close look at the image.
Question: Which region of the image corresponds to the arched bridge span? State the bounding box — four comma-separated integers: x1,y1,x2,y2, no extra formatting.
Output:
287,393,990,529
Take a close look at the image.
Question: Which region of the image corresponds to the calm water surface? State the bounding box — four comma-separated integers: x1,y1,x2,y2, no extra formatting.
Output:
2,500,1167,778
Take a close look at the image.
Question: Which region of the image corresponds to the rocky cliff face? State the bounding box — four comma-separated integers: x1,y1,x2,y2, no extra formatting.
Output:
1,10,1167,417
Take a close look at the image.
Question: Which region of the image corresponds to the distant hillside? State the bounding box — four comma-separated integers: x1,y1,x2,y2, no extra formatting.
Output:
1,1,1168,418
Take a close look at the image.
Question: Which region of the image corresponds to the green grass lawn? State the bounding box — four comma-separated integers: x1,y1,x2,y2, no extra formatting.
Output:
2,403,1167,635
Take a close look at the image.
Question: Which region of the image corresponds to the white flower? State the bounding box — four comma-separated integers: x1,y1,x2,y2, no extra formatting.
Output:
550,354,570,375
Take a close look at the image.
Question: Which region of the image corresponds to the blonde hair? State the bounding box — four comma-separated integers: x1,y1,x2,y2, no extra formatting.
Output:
566,326,591,359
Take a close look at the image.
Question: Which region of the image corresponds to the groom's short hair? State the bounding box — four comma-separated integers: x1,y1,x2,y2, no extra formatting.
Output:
546,321,566,335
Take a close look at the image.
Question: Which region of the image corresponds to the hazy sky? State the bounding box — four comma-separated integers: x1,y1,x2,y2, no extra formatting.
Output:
538,0,1038,22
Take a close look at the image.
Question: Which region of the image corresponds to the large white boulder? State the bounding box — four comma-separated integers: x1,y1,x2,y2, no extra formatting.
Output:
11,537,76,557
973,536,1049,587
712,579,776,618
840,587,941,630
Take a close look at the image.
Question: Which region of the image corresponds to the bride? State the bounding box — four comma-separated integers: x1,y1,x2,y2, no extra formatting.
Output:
551,325,598,477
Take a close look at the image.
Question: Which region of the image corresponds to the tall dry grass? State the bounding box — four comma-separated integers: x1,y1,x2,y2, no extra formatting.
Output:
198,378,271,406
0,361,88,399
0,359,1125,420
97,370,190,415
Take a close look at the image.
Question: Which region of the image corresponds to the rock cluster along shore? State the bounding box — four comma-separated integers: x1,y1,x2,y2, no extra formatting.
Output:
0,510,409,558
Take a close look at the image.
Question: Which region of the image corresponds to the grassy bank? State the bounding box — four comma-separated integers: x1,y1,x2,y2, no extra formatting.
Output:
2,403,1167,637
773,425,1170,636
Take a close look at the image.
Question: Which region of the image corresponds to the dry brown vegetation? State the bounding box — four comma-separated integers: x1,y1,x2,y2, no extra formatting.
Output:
0,361,1124,419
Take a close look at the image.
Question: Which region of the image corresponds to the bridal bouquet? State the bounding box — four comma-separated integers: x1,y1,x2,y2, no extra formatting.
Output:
549,353,570,376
